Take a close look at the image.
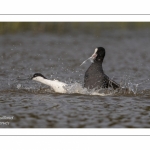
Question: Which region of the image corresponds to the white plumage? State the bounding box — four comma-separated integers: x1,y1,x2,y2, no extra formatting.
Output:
32,76,67,93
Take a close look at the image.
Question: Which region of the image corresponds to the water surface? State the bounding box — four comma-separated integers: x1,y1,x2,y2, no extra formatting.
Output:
0,29,150,128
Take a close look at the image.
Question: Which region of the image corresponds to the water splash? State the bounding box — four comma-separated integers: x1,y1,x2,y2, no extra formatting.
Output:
17,84,22,89
64,82,114,96
127,82,139,94
5,78,150,96
119,76,150,95
8,72,150,96
80,57,93,66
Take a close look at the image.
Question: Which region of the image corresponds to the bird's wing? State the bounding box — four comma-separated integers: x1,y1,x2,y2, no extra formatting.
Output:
108,78,120,89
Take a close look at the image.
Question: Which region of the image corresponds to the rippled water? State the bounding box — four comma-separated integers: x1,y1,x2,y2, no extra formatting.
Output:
1,29,150,128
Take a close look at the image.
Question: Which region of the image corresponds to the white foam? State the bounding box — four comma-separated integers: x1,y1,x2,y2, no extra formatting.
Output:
62,82,113,96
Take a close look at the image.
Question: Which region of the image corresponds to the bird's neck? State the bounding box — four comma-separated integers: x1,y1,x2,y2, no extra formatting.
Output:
94,59,103,66
35,78,50,86
94,57,104,63
92,61,104,73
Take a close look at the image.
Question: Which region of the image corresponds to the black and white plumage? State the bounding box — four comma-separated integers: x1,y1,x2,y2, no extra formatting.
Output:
84,47,120,90
31,73,67,93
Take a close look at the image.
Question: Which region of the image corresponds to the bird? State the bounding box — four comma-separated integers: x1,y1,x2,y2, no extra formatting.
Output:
84,47,120,90
31,47,120,93
31,73,67,93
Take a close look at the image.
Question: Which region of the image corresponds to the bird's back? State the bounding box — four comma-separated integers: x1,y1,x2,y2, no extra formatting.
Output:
84,63,119,90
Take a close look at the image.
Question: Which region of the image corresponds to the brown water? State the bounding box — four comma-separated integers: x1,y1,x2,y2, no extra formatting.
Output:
0,29,150,128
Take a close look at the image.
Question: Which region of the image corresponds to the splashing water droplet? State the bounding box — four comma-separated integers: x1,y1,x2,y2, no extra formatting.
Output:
17,84,21,89
127,82,139,95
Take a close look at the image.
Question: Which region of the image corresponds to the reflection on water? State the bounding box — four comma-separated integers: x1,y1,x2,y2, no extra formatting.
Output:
0,29,150,128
